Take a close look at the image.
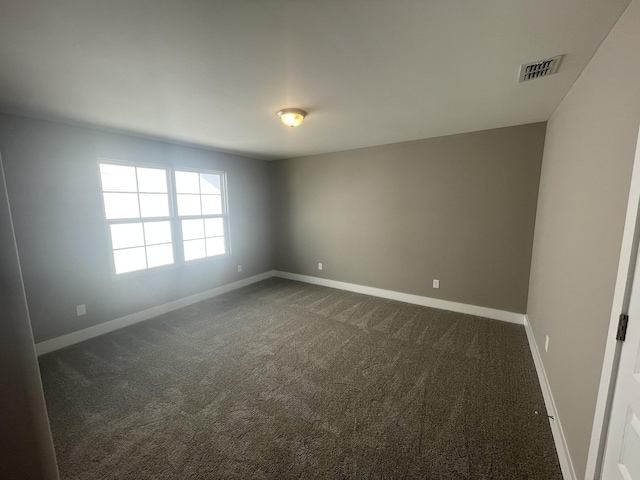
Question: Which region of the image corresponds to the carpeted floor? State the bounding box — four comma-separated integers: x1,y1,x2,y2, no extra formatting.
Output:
39,278,563,479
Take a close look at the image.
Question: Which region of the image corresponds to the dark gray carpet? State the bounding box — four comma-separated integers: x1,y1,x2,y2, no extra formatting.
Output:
39,278,562,479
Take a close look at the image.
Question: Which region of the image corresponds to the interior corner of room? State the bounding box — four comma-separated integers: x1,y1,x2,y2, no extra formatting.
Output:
1,0,640,478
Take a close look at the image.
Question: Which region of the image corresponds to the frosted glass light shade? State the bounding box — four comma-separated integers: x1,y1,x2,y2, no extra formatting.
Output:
277,108,307,127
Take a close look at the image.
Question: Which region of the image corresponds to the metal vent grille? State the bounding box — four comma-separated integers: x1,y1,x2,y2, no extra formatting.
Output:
519,55,564,82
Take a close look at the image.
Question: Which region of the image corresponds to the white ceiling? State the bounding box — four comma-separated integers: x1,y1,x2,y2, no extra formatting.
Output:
0,0,630,160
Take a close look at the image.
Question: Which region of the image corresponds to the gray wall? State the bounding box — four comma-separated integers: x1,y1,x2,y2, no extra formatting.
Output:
0,155,59,479
0,113,273,343
526,1,640,477
272,123,545,314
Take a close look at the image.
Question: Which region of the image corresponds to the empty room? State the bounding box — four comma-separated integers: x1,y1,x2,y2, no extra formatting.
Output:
1,1,640,479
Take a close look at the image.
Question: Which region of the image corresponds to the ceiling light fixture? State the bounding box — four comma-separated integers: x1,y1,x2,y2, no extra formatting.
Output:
277,108,307,127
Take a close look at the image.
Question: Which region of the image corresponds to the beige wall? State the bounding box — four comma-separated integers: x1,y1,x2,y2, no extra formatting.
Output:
527,1,640,478
272,123,545,314
0,113,273,343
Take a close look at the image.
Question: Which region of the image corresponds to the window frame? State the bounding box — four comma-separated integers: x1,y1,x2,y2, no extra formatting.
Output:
172,166,231,264
97,158,231,277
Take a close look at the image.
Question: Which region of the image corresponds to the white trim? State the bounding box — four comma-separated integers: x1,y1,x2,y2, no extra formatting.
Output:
273,271,525,325
586,125,640,479
36,270,526,356
35,271,275,356
524,315,576,480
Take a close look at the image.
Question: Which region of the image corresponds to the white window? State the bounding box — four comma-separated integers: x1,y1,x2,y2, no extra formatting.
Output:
99,162,228,275
175,170,227,261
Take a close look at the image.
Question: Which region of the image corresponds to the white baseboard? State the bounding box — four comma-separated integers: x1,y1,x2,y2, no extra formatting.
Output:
273,271,525,325
36,269,525,355
35,271,276,356
523,315,576,480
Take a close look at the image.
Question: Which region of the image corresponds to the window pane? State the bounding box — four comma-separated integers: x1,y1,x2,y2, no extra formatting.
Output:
137,167,167,193
182,219,205,240
201,195,222,215
110,223,144,249
206,236,226,257
184,239,206,261
200,173,221,194
144,221,172,245
100,164,137,192
103,193,140,219
113,247,147,274
205,217,224,237
146,243,174,268
139,193,169,218
175,171,200,194
177,194,201,216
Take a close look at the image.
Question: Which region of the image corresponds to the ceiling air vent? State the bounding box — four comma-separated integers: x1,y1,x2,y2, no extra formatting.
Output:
519,55,564,83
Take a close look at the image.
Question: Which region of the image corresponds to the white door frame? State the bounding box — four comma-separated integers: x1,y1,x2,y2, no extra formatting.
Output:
586,124,640,479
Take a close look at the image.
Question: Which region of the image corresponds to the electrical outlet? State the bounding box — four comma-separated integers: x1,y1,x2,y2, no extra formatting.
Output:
76,304,86,316
433,279,440,289
318,262,323,271
237,265,242,273
545,335,549,352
